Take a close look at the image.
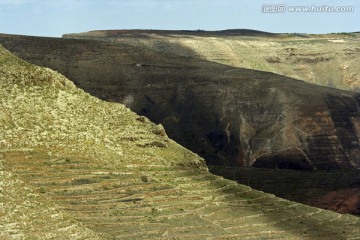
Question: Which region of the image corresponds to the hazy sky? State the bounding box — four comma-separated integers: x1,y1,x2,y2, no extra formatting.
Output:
0,0,359,37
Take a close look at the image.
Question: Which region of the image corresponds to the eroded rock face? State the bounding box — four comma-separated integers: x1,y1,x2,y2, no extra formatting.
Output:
1,34,360,170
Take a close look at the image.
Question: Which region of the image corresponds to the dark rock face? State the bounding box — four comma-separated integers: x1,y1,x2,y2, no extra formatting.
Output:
1,34,360,170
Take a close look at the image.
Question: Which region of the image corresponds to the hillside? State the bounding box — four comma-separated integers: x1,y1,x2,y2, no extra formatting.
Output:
1,45,360,239
64,30,360,91
1,33,360,171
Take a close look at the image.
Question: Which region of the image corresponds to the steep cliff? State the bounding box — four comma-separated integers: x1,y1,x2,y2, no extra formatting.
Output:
1,34,360,170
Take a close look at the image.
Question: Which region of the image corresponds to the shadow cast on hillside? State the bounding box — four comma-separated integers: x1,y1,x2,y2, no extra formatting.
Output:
207,173,353,239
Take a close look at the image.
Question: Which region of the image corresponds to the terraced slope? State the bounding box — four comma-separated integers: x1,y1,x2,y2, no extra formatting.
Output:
0,156,102,239
5,150,360,240
64,30,360,91
1,45,360,239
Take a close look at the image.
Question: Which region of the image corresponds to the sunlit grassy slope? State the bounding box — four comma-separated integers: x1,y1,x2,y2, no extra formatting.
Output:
1,45,360,239
176,35,360,91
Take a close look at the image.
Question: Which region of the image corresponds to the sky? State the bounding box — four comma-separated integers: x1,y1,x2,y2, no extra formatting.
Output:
0,0,359,37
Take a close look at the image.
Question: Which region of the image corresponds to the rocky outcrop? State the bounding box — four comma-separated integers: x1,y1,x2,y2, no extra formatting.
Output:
1,33,360,170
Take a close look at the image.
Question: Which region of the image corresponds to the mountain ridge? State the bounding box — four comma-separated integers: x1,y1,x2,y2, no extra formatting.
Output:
63,29,360,91
62,29,277,38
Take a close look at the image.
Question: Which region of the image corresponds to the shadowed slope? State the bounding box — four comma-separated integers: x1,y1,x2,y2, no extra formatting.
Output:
1,45,360,239
65,30,360,91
